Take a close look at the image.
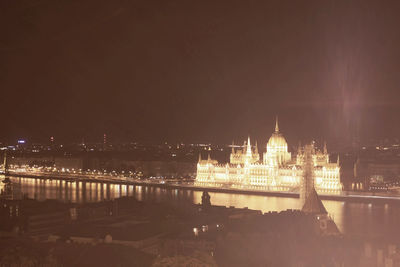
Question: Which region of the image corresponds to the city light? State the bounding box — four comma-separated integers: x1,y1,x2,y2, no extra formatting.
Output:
196,119,342,194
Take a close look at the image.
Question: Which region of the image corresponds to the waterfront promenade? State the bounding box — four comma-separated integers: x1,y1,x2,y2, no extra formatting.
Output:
2,168,400,204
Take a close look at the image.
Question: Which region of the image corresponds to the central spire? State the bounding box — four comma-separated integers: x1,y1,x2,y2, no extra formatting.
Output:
247,136,252,155
275,116,279,133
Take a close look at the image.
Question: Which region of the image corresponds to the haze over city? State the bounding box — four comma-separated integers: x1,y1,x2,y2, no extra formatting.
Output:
1,0,400,145
3,1,400,266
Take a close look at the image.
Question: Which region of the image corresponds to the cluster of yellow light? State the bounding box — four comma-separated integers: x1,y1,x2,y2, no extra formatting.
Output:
196,119,342,194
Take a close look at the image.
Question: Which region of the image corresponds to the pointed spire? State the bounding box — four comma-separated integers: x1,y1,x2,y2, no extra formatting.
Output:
247,136,252,155
275,116,279,133
302,188,328,214
323,141,328,154
3,150,7,172
231,141,235,153
243,140,246,153
255,141,259,154
337,154,340,165
198,153,202,162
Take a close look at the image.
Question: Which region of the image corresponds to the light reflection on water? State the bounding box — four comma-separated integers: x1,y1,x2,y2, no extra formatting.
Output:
6,177,400,238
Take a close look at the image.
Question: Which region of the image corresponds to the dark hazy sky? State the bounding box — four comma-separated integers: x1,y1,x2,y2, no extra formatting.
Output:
1,0,400,145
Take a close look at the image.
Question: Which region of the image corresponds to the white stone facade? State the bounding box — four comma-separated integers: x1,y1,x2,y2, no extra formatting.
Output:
196,119,342,194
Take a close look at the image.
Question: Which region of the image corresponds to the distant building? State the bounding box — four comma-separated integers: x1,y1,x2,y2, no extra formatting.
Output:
196,118,342,194
354,158,400,189
55,157,84,170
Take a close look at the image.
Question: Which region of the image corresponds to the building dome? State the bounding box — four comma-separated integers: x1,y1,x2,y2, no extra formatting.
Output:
266,117,288,152
263,117,291,166
267,132,288,149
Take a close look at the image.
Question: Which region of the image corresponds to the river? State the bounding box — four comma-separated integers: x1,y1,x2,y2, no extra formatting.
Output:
3,176,400,239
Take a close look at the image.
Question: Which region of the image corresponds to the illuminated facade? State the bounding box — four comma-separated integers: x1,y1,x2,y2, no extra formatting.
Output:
196,118,342,194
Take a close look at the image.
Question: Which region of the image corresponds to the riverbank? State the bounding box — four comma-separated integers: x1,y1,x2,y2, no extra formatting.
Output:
3,171,400,204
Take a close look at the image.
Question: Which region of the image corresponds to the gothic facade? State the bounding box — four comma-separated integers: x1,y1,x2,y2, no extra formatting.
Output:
196,119,342,194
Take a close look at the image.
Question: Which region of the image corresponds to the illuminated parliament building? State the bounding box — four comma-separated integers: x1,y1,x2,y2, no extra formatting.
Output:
196,119,342,194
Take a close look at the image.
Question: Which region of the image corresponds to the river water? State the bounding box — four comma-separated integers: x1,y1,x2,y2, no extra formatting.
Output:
4,176,400,239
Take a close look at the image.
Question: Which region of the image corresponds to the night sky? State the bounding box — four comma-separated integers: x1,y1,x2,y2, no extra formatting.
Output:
1,0,400,146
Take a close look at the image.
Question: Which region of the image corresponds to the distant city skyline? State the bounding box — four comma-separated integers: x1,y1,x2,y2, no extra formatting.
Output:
2,129,400,148
2,1,400,266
